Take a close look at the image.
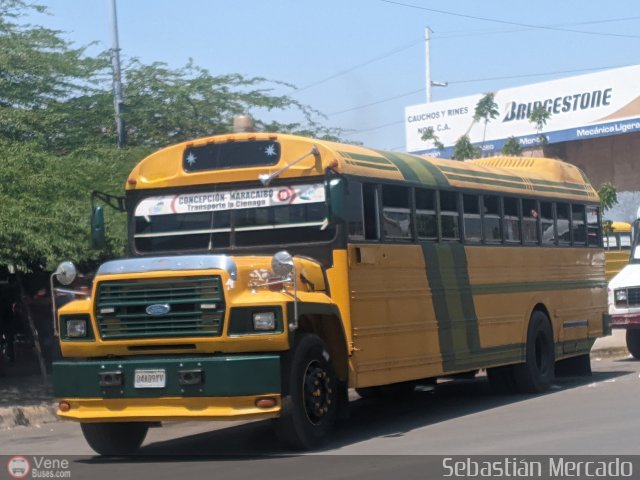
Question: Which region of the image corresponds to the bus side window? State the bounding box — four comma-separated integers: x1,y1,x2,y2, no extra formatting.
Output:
586,205,600,247
463,194,481,243
557,203,571,245
541,201,555,245
522,199,540,244
483,194,501,243
362,183,380,240
571,204,587,246
440,191,460,240
382,185,412,240
504,197,521,243
346,182,365,240
415,188,437,240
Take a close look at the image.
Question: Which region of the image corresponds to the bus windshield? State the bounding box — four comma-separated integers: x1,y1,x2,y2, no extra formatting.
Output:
132,183,335,253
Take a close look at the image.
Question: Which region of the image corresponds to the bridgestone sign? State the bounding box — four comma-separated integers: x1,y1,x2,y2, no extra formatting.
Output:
405,64,640,157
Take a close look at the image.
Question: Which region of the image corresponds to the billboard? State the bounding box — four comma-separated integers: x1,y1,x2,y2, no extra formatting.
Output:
405,65,640,157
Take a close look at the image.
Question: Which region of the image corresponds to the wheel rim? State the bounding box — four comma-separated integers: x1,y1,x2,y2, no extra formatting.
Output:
302,360,332,425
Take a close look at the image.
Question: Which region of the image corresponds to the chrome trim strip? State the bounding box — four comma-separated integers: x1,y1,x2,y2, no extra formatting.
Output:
97,255,238,280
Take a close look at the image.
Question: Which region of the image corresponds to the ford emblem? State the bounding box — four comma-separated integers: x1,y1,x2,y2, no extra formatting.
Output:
146,303,171,316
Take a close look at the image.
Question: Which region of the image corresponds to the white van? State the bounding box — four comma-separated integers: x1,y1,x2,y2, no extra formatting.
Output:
608,213,640,358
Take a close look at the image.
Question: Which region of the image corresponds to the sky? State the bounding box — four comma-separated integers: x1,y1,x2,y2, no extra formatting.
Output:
30,0,640,151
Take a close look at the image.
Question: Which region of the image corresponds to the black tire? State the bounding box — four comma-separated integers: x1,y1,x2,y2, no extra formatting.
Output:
513,311,555,393
486,365,518,394
626,330,640,359
274,334,338,450
355,381,416,399
80,422,148,456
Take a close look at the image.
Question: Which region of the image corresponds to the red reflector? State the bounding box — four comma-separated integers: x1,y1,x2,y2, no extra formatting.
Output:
127,178,137,186
59,401,71,412
255,397,276,409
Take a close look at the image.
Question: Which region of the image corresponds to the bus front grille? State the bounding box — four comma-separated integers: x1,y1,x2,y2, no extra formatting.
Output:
628,287,640,307
95,276,225,340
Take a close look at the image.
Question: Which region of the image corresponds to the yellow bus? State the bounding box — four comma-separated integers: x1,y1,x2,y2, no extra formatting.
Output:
604,221,632,280
52,132,608,454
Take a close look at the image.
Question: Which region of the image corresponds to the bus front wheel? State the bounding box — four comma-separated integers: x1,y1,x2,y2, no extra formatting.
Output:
274,334,338,450
513,311,555,393
625,330,640,359
80,422,148,456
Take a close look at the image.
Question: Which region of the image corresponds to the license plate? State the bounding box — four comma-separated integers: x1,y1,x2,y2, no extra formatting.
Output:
134,369,166,388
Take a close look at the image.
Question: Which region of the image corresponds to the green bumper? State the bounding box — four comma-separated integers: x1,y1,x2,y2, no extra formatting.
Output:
53,354,280,399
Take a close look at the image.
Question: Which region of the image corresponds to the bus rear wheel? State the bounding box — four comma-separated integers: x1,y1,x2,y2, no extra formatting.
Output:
625,330,640,359
274,334,338,450
513,311,555,393
80,422,148,456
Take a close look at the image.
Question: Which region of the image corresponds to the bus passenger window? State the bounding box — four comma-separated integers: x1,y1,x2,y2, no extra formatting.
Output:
504,197,521,243
416,189,436,239
382,185,411,240
522,199,539,244
541,202,555,245
571,204,587,246
440,191,459,240
483,195,501,243
557,203,571,245
586,206,600,247
362,184,380,240
463,194,481,243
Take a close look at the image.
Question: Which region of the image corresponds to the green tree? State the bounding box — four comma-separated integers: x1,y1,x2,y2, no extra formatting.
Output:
529,106,551,146
420,126,444,150
598,182,618,214
473,92,499,148
501,136,523,156
452,135,479,161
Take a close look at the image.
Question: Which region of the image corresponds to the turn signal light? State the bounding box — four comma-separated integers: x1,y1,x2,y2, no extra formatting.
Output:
59,401,71,412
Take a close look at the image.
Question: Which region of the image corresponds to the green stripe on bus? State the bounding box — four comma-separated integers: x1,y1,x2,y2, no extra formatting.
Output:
349,160,399,171
388,152,450,187
444,173,592,197
421,242,525,372
338,151,395,166
472,280,606,295
376,151,421,182
439,165,588,189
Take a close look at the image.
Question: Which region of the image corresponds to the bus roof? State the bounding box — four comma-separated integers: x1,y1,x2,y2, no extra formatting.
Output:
609,221,632,232
126,132,599,202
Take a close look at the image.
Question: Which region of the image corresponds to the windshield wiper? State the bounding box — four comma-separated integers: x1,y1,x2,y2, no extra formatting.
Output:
259,146,321,186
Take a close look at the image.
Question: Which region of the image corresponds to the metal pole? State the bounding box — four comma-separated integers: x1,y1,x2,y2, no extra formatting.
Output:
425,27,432,103
109,0,126,148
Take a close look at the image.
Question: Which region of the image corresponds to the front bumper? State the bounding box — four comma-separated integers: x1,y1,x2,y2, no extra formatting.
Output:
610,313,640,329
53,354,281,422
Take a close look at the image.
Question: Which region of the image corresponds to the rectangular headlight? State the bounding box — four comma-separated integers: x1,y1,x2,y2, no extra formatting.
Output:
253,312,276,331
615,289,628,302
66,318,87,338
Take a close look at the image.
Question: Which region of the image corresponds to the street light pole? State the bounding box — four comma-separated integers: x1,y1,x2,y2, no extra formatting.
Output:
109,0,126,148
425,27,432,103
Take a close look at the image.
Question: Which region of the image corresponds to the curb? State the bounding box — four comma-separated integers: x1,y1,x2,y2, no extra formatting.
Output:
0,403,58,430
590,347,631,359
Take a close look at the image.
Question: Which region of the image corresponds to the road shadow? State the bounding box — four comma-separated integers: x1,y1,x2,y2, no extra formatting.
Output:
76,364,634,461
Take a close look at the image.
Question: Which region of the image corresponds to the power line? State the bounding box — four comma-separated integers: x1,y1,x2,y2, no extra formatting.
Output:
329,63,635,118
380,0,640,40
339,63,636,135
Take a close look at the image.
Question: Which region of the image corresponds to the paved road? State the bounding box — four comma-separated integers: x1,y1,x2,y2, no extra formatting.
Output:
1,355,637,478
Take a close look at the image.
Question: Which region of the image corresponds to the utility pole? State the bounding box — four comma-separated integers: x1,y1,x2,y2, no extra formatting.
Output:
425,27,432,103
425,26,448,103
109,0,126,148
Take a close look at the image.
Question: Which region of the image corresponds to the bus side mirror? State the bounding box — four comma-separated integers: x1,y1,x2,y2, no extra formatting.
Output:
91,206,106,250
326,177,347,224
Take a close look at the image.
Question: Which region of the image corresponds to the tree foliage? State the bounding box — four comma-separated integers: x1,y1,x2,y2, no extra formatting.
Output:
598,182,618,213
452,135,479,161
420,126,444,150
529,106,551,145
0,1,343,272
501,136,523,156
